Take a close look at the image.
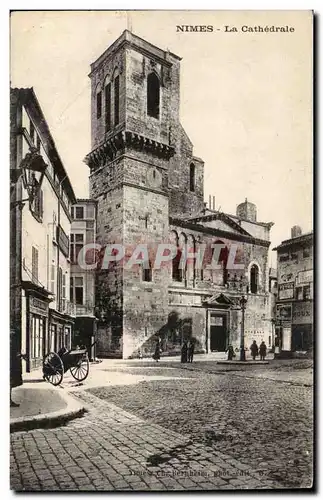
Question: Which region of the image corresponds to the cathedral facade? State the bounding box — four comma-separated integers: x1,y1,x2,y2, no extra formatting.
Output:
85,30,274,359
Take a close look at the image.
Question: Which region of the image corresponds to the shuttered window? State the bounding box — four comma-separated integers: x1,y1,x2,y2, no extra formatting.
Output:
32,247,39,283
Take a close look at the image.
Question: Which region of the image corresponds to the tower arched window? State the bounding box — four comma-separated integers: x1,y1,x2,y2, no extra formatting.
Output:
250,264,259,294
105,81,111,132
114,75,120,126
147,73,160,119
190,163,195,192
142,261,152,282
96,90,102,120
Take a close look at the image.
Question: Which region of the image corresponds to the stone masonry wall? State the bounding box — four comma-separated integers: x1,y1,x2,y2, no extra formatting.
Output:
122,180,169,359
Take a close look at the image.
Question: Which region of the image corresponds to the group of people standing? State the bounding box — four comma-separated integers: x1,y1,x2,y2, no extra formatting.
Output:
152,337,196,363
226,340,267,361
181,339,195,363
250,340,267,361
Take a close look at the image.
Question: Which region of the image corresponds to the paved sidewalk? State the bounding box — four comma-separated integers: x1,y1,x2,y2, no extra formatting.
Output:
10,391,282,491
10,384,85,432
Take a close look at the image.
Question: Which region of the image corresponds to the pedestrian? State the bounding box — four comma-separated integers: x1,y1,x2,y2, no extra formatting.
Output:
181,340,188,363
153,337,161,362
187,339,195,363
250,340,259,361
226,344,235,361
10,329,23,408
259,341,267,361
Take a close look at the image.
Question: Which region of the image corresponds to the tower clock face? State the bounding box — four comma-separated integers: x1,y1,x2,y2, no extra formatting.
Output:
147,168,162,189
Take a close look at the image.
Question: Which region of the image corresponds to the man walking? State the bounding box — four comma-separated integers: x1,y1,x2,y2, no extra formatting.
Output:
259,341,267,361
187,339,195,363
250,340,259,361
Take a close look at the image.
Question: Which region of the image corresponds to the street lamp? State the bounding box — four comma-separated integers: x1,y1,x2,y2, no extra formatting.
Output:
239,294,248,361
10,149,47,210
227,273,248,362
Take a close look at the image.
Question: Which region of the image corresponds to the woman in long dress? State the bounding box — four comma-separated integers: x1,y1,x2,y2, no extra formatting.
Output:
153,337,161,362
181,340,188,363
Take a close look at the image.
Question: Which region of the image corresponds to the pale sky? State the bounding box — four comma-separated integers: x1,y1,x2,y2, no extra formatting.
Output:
10,10,313,265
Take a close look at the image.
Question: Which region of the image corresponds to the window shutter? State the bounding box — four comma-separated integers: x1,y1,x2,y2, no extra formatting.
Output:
50,264,55,293
32,247,39,283
40,189,44,218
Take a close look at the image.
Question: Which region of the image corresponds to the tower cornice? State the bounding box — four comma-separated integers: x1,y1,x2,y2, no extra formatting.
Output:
84,130,175,171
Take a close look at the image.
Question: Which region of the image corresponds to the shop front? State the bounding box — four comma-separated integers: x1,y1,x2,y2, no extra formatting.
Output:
23,283,52,372
49,309,74,353
275,303,292,358
292,301,313,351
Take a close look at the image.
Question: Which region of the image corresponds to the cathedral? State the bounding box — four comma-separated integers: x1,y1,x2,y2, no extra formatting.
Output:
84,30,274,359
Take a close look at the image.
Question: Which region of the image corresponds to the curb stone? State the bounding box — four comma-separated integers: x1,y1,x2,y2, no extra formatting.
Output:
10,390,86,433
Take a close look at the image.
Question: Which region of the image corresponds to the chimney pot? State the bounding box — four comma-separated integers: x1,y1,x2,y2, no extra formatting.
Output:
291,226,302,238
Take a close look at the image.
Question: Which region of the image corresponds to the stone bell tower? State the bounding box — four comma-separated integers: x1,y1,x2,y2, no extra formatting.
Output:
85,30,186,358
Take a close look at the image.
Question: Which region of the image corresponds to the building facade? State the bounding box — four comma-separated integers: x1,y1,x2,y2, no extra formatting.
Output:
85,31,274,359
10,88,76,372
274,226,313,356
70,199,97,359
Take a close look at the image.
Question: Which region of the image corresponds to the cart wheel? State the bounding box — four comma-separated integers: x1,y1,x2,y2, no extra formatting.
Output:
43,352,64,386
70,355,89,382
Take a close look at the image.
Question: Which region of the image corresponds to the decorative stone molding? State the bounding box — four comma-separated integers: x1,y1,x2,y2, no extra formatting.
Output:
84,130,175,171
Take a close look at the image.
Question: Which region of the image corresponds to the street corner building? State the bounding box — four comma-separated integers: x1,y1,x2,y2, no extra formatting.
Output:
273,227,313,357
10,88,78,373
70,199,98,360
84,30,275,360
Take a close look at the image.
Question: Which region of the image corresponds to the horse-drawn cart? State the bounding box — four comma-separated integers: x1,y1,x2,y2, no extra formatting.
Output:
42,347,89,386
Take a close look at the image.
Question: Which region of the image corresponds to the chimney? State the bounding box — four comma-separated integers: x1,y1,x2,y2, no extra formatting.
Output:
209,195,211,210
291,226,302,239
212,196,215,210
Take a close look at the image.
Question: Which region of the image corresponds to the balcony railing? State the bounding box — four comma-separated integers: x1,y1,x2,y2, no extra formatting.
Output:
75,302,95,317
60,300,76,317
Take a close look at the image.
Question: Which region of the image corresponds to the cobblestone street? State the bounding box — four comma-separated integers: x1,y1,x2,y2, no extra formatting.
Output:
10,360,313,491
